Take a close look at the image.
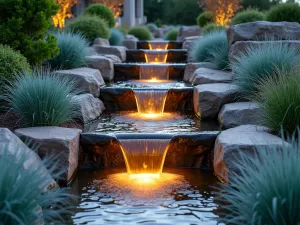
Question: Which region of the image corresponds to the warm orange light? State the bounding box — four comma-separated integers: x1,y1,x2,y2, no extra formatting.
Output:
139,65,169,80
129,173,160,184
92,0,124,19
52,0,78,29
144,50,168,64
148,43,169,50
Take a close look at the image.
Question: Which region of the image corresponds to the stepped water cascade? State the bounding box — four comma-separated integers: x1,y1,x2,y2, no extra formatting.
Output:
134,89,168,114
148,42,169,50
139,64,169,80
119,139,170,176
144,50,168,64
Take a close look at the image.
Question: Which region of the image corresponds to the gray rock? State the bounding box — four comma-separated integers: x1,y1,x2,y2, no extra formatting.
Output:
93,38,110,46
86,55,114,81
15,127,82,186
218,102,262,129
184,62,218,82
0,128,57,190
73,94,105,124
93,45,127,61
153,28,164,38
102,54,122,63
182,36,200,50
190,68,233,85
85,47,97,56
229,40,300,63
55,68,104,97
193,83,239,119
213,125,287,182
178,26,201,40
227,21,300,45
123,37,138,49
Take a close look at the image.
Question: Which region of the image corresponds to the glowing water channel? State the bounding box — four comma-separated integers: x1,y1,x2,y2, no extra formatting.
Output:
144,50,168,64
139,64,169,80
148,42,169,50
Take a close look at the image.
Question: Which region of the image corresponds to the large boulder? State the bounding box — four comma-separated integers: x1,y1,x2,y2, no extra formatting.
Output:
15,127,82,186
178,26,201,40
193,83,239,119
86,55,114,81
190,68,233,85
92,45,127,61
122,35,138,49
229,40,300,63
55,68,104,97
213,125,287,182
218,102,262,129
183,36,200,51
227,21,300,45
0,128,57,190
73,94,105,124
103,54,122,63
93,38,110,46
184,62,217,82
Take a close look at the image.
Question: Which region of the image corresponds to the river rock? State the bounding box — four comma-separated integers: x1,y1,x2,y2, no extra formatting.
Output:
213,125,286,182
218,102,262,129
55,68,104,97
0,128,57,190
15,127,82,186
190,68,233,85
93,45,127,61
184,62,217,82
86,55,114,81
227,21,300,45
193,83,239,119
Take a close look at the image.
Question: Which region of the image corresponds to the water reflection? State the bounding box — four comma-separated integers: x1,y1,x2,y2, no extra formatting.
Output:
71,168,221,225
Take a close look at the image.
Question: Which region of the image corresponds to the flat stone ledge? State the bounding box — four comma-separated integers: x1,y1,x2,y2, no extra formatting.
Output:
93,38,110,46
218,102,262,129
85,55,114,81
92,45,127,62
55,67,104,97
184,62,217,82
190,68,233,85
213,125,287,182
15,127,82,186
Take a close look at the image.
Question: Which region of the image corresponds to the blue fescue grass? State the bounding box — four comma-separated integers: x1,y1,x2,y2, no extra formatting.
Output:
109,28,125,46
232,41,300,98
218,133,300,225
49,31,89,70
4,68,80,127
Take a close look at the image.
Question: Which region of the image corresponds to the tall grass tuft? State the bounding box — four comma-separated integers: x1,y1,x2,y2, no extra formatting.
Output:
192,30,229,69
0,146,75,224
49,31,89,70
4,69,80,127
253,71,300,136
218,135,300,225
232,41,300,98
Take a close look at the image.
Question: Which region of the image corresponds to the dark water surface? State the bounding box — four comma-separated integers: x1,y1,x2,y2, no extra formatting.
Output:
70,168,222,225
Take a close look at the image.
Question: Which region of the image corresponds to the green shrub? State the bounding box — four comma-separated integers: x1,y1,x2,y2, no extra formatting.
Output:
66,15,110,44
164,29,179,41
197,11,214,27
232,42,300,98
218,136,300,225
231,9,265,25
84,4,115,28
266,3,300,23
192,30,229,65
254,72,300,136
49,31,89,70
5,69,80,127
147,23,158,32
202,23,226,35
128,26,152,40
109,28,125,46
0,0,59,64
0,145,74,224
155,19,163,28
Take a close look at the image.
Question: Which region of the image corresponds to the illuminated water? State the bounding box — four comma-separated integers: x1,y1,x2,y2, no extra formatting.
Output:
134,90,168,114
70,168,222,225
106,80,192,88
144,50,168,64
140,64,169,80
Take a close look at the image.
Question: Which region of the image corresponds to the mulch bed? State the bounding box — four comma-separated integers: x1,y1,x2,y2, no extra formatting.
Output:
0,111,84,131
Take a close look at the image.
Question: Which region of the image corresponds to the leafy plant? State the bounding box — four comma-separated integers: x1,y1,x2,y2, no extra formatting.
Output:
66,15,110,44
192,30,228,64
109,28,125,46
266,3,300,23
218,135,300,225
49,31,89,70
0,145,75,225
197,11,214,27
202,22,225,35
253,71,300,136
4,69,80,127
0,0,59,64
232,41,300,98
147,23,158,32
231,9,265,25
128,26,152,40
164,29,179,41
84,4,115,28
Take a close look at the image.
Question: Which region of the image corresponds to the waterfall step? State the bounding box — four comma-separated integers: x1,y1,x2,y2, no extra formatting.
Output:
137,41,183,50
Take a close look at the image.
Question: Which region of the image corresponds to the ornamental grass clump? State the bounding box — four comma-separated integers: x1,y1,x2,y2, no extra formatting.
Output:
128,26,152,41
231,9,265,25
197,11,214,27
109,28,125,46
84,4,115,28
49,31,89,70
253,71,300,136
0,146,75,224
192,30,229,70
218,135,300,225
4,69,80,127
164,29,179,41
232,42,300,98
202,23,225,35
266,3,300,23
